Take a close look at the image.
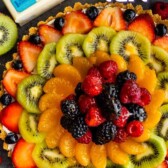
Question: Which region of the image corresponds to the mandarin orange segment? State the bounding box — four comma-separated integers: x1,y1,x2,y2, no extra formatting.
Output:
75,143,91,166
59,132,76,158
53,64,82,86
43,77,74,98
45,123,65,148
88,56,97,65
90,143,107,168
128,55,145,81
119,138,147,155
106,141,129,165
110,54,127,73
138,67,157,94
38,93,63,112
94,50,111,65
38,108,62,133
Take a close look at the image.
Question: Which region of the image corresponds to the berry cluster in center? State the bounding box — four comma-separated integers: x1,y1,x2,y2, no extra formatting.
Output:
60,60,151,145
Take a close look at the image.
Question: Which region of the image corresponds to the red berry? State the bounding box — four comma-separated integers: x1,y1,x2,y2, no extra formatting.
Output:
113,106,130,128
65,94,76,100
76,130,92,144
78,95,96,113
82,75,103,96
126,120,144,137
99,60,118,80
120,80,141,104
137,88,151,106
85,106,106,127
114,128,128,143
87,67,102,78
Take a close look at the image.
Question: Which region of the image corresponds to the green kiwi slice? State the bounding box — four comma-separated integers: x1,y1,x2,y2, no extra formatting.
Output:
17,75,46,113
147,46,168,74
0,14,18,55
83,26,116,57
37,42,57,79
155,104,168,143
106,159,133,168
110,31,151,63
32,141,71,168
19,110,45,143
129,134,166,168
56,34,85,64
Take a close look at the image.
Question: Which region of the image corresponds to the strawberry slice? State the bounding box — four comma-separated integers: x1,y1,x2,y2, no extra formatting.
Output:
0,102,23,133
2,69,29,97
19,41,42,72
128,14,155,42
153,36,168,52
12,138,36,168
157,161,168,168
62,11,93,34
39,24,62,44
93,7,126,31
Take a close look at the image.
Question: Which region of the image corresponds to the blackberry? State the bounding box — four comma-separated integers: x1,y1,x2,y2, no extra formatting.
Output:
75,82,84,98
61,99,80,119
60,116,74,132
92,121,117,145
70,116,88,138
126,104,147,122
116,70,137,88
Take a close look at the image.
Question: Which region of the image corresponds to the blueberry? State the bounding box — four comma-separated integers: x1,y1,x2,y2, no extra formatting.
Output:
29,34,41,44
86,6,99,20
54,17,65,31
155,24,167,37
12,60,23,70
5,132,18,144
0,94,12,105
123,9,136,22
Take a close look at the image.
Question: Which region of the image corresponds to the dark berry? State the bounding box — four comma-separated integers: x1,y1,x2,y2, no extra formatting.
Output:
126,120,144,137
114,128,128,143
155,24,167,37
116,70,137,88
137,88,151,106
65,94,76,101
120,80,141,104
86,6,99,20
113,106,129,128
12,60,23,70
92,121,117,145
54,17,65,31
76,129,92,144
28,34,41,44
5,132,18,144
70,116,88,138
60,116,74,132
0,94,12,105
123,9,136,22
61,99,80,119
75,82,84,98
78,95,96,113
127,104,147,122
85,106,106,127
99,60,118,81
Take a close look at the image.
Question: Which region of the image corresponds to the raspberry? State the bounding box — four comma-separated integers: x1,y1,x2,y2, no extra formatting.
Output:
137,88,151,106
87,67,102,78
65,94,76,100
120,80,141,104
85,106,106,127
99,60,118,80
113,106,130,128
78,95,96,113
126,120,144,137
76,129,92,144
82,75,103,96
60,116,73,132
114,128,128,143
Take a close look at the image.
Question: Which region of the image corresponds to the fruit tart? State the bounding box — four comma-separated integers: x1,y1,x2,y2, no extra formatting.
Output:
1,1,168,168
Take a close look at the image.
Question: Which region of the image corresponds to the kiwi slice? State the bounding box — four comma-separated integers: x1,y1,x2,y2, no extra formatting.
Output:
129,134,166,168
155,104,168,143
83,26,116,57
106,159,133,168
110,31,151,63
56,34,85,64
32,141,71,168
147,46,168,74
0,14,18,55
19,110,45,143
17,75,46,113
37,42,57,79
